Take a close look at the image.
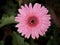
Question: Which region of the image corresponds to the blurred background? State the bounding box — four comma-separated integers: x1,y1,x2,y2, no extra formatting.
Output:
0,0,60,45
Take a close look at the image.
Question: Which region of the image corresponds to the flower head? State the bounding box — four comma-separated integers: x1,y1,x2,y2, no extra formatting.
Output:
15,3,51,39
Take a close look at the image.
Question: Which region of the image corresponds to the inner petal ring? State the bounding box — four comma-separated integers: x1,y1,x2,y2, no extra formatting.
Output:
26,16,39,27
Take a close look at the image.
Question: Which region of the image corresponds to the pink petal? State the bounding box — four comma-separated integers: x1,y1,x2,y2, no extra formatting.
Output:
15,3,51,39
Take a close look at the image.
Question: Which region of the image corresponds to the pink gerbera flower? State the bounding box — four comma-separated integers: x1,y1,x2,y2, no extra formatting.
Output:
15,3,51,39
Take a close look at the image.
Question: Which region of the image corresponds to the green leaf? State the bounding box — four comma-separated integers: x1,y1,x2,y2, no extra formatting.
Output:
30,38,38,45
24,42,29,45
12,31,29,45
0,16,16,28
18,0,22,6
0,41,4,45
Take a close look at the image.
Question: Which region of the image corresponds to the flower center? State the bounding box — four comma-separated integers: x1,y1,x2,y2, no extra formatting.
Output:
30,19,35,24
27,16,39,27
